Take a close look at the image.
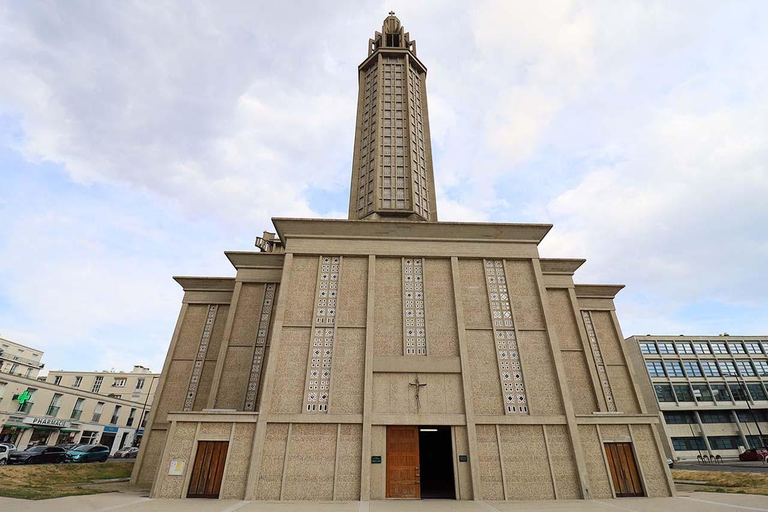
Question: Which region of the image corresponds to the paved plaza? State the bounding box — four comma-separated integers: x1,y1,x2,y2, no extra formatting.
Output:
1,492,767,512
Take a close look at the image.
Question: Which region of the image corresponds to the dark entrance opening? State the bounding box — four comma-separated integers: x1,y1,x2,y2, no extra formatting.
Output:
418,426,455,499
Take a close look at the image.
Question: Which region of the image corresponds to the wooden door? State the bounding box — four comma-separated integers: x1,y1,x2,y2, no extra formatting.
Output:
187,441,229,498
386,426,420,498
604,442,644,497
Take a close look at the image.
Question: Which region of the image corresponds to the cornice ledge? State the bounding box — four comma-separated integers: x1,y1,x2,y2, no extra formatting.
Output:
574,283,625,299
225,251,285,270
173,276,236,292
540,258,586,275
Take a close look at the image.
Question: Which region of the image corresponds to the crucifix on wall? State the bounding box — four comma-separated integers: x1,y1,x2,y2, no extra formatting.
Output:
409,375,427,412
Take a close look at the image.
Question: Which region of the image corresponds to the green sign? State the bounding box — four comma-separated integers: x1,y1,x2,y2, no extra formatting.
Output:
371,456,382,464
14,389,32,405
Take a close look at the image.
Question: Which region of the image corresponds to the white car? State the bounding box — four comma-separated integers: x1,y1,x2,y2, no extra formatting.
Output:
0,444,9,465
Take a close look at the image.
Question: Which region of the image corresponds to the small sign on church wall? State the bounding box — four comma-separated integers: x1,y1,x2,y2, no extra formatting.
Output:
168,458,186,475
371,456,382,464
459,455,468,462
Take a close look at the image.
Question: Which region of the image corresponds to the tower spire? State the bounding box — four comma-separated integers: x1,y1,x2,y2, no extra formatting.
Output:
348,14,438,222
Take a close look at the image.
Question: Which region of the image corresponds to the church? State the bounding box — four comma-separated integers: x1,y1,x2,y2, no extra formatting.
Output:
131,13,674,501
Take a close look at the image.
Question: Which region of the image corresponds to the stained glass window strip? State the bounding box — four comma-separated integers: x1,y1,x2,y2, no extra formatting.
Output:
304,256,341,413
484,260,528,414
357,65,378,216
184,304,218,411
244,283,276,412
402,258,426,355
379,56,410,211
408,65,429,219
581,311,617,412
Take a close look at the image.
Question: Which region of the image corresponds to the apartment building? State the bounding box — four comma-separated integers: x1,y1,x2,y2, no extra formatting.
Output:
0,372,150,454
0,337,45,379
627,335,768,460
45,365,159,407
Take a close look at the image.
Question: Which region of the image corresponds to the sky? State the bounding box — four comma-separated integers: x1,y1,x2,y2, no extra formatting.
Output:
1,1,767,374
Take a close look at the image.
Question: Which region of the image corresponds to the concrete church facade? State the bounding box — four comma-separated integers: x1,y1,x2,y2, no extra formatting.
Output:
132,14,674,501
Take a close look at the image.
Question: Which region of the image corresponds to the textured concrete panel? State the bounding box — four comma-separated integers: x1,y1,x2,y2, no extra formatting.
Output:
283,423,337,500
498,425,554,500
454,426,473,500
590,311,625,366
173,305,208,360
518,331,564,415
547,289,582,351
206,305,230,361
372,372,464,414
504,260,545,330
458,259,491,330
578,425,612,499
256,423,289,500
607,365,640,413
230,283,265,347
338,256,368,327
374,257,402,356
546,425,581,499
216,346,253,410
336,424,362,500
600,424,630,440
476,425,504,500
370,425,386,499
153,360,193,424
330,328,365,414
270,327,311,414
199,422,231,438
134,428,167,486
466,330,504,415
155,423,196,498
563,351,598,414
192,360,216,411
220,422,255,499
632,424,673,497
283,255,319,326
425,258,459,356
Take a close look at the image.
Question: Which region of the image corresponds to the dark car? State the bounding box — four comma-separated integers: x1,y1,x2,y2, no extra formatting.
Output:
56,442,79,451
65,444,110,463
739,447,768,461
8,445,66,464
114,446,139,459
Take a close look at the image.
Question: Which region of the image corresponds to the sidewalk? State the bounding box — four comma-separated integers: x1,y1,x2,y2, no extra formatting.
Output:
0,491,766,512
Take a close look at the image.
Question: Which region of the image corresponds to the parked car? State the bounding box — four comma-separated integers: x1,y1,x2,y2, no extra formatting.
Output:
8,445,67,464
0,444,9,465
739,447,768,461
114,446,139,459
667,458,674,469
56,442,79,451
65,444,110,463
0,442,17,452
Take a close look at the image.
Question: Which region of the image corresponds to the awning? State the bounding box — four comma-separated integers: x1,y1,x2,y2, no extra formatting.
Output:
60,429,79,433
31,426,59,431
2,424,31,430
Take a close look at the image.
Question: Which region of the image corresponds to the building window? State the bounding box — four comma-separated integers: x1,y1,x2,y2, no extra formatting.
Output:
46,393,62,417
708,436,741,450
674,384,695,402
92,376,103,393
135,378,145,390
141,410,149,428
53,376,62,385
683,361,702,377
675,343,694,355
672,437,706,451
730,384,749,401
73,376,82,388
692,384,713,401
113,378,126,388
640,342,658,354
762,342,768,354
747,436,764,448
92,402,104,423
25,368,32,377
9,363,18,374
737,409,768,422
747,384,768,401
718,361,737,377
736,360,756,377
71,398,85,420
664,411,696,424
80,431,99,444
646,361,665,377
728,343,746,355
701,361,720,377
654,384,675,402
693,343,711,354
127,408,136,427
711,343,728,354
700,411,734,424
17,388,36,413
658,342,675,355
745,342,763,354
110,405,121,425
754,361,768,376
710,384,732,402
665,361,685,377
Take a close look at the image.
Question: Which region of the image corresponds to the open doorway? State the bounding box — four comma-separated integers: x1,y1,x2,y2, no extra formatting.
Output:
418,426,455,499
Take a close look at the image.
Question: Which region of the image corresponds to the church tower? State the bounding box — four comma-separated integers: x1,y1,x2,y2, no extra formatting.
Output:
349,12,438,222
